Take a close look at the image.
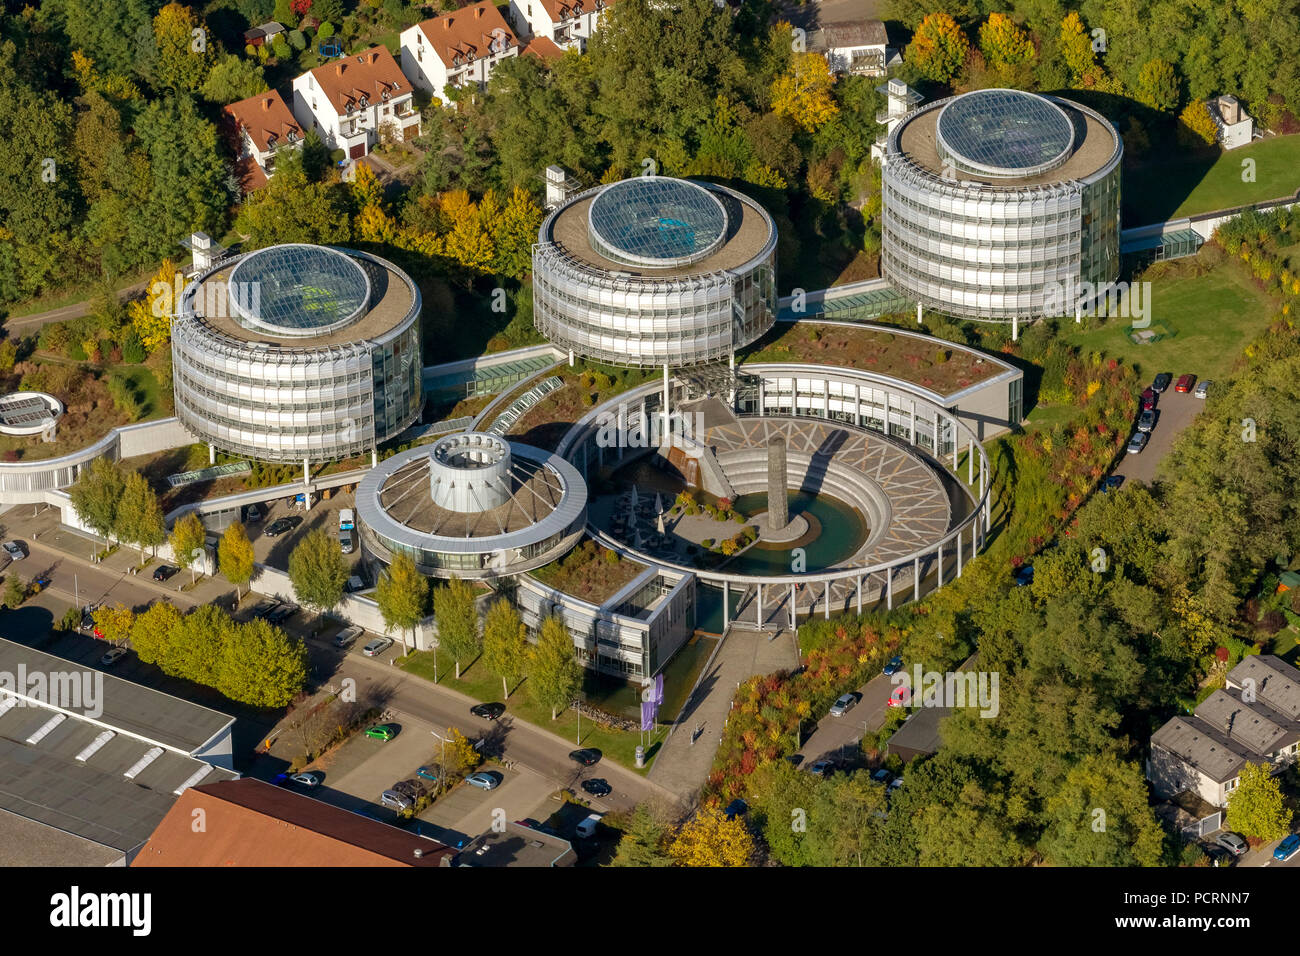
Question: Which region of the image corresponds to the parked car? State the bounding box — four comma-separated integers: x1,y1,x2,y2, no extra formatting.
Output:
1175,373,1196,393
723,799,748,821
290,772,322,787
415,766,439,783
882,655,904,676
80,603,101,632
1014,565,1034,587
471,702,506,720
1272,833,1300,862
1140,388,1157,411
871,768,894,786
333,625,363,649
263,516,302,538
393,779,427,800
152,565,179,582
1100,475,1124,493
99,647,128,667
888,776,904,793
1215,831,1249,856
362,637,394,657
569,748,602,767
465,771,501,790
829,692,858,717
1126,431,1149,455
252,599,279,620
266,604,298,625
1152,372,1172,393
574,812,603,838
339,528,355,555
1194,380,1211,399
2,540,25,561
365,724,397,741
1137,409,1156,433
808,760,834,778
345,575,366,593
380,789,413,811
244,503,262,522
581,778,612,798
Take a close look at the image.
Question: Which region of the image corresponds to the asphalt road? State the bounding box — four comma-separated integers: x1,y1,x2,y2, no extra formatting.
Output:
796,671,895,766
1113,383,1205,486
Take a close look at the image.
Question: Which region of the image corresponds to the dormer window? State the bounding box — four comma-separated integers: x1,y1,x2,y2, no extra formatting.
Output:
287,129,299,143
360,95,369,107
267,133,277,148
346,102,355,114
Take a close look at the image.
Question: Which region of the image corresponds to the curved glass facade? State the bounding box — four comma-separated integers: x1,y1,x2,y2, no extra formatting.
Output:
173,249,422,463
533,180,778,367
882,95,1122,322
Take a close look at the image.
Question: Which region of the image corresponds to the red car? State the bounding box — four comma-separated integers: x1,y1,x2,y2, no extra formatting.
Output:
1175,373,1196,393
1140,388,1156,411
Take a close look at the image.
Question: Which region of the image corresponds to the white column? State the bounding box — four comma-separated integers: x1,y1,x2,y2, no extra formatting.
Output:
824,581,830,619
372,448,378,468
790,584,796,628
757,583,763,626
886,567,893,610
208,443,216,465
855,382,863,428
856,576,863,614
722,582,729,628
728,351,736,408
933,415,939,457
968,439,974,484
972,520,978,561
913,555,920,601
883,389,890,436
568,349,575,367
916,302,923,325
909,401,916,444
662,364,670,437
937,542,944,587
957,528,964,577
1012,314,1019,341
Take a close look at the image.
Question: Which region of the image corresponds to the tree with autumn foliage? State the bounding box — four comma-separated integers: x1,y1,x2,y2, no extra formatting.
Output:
152,3,215,94
1135,58,1180,113
978,13,1035,73
905,13,968,84
491,186,544,279
1178,99,1219,146
667,803,756,867
1058,12,1098,86
770,52,839,133
129,259,179,353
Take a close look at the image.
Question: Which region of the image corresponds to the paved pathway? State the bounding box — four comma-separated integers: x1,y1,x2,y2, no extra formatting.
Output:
647,624,800,798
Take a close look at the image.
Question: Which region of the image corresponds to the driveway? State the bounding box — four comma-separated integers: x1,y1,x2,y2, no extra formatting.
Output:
796,671,894,766
1113,384,1203,486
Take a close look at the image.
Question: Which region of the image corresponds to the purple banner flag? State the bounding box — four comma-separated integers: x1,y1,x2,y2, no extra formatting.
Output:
640,700,656,731
653,673,665,705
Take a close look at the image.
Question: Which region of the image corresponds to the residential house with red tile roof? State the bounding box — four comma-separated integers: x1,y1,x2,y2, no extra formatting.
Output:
291,45,421,160
399,2,520,102
223,90,302,192
507,0,613,53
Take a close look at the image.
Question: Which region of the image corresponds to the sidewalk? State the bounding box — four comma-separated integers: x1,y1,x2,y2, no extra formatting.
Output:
647,625,800,798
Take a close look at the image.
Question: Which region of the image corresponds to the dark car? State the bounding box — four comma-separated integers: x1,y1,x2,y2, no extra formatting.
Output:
1152,372,1172,393
392,779,428,800
1137,408,1156,433
1100,475,1124,493
1014,565,1034,587
882,655,904,676
80,603,101,632
266,604,299,625
723,798,748,820
263,516,302,538
1140,388,1157,411
808,760,834,778
581,778,612,798
252,599,279,620
470,702,506,720
569,748,602,767
152,565,179,582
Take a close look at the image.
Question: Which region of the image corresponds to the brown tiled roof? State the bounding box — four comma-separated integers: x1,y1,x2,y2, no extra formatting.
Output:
413,1,519,70
132,779,453,867
537,0,612,22
224,90,300,153
303,45,410,117
523,36,565,62
233,155,270,194
822,19,887,48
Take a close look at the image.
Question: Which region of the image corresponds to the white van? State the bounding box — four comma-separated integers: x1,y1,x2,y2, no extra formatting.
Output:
339,509,356,553
574,812,603,839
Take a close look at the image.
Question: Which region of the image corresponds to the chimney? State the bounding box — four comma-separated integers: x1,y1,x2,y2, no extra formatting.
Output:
371,51,380,64
336,62,345,76
413,848,424,859
476,5,484,16
444,16,452,29
262,96,271,111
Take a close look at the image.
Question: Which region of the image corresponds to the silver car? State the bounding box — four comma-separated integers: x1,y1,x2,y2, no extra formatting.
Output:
829,693,857,717
1194,380,1211,399
2,541,24,561
362,637,394,657
1126,432,1148,455
380,789,413,811
334,625,364,649
1137,409,1155,433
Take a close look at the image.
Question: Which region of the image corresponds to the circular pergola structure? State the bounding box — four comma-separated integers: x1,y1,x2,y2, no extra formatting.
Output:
881,88,1123,325
355,434,588,578
557,365,992,623
532,175,778,367
171,244,423,464
0,392,63,438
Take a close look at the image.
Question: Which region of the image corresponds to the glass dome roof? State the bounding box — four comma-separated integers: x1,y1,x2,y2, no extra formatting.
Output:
936,89,1075,178
227,244,371,336
587,177,728,268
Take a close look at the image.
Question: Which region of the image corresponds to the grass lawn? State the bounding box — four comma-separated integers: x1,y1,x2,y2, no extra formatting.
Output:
398,648,666,773
1058,258,1277,383
1123,134,1300,225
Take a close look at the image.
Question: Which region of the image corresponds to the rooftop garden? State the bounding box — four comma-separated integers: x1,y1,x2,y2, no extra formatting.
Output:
506,362,658,451
528,538,646,605
741,321,1000,395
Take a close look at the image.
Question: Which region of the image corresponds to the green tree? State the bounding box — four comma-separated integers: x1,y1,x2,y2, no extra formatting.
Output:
218,521,256,600
117,471,166,562
1226,762,1292,841
1039,755,1166,866
1135,58,1180,112
172,603,226,687
1058,12,1097,84
69,457,127,546
433,575,480,678
609,804,674,867
667,804,755,867
234,153,352,243
527,616,581,720
3,574,25,610
287,528,349,613
200,54,269,104
129,600,184,666
482,598,528,700
169,511,207,585
375,552,428,654
134,93,229,254
61,0,162,76
152,2,215,93
218,617,310,708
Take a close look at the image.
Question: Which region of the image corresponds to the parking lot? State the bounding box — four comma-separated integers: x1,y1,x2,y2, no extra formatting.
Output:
1113,377,1205,486
244,487,371,587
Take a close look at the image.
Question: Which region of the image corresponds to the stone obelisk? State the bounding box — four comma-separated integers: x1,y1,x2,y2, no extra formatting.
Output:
767,435,788,533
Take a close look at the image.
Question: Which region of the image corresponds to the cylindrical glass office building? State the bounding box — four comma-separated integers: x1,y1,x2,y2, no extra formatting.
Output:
172,243,422,463
532,176,778,367
881,89,1122,322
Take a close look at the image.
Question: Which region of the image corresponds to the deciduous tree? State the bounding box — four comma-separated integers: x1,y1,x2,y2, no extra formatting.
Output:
905,13,969,84
118,471,166,562
482,598,528,699
287,528,349,613
433,575,480,678
375,552,427,654
667,804,755,867
1226,761,1292,841
218,521,256,600
169,512,207,584
527,616,580,720
769,53,839,133
69,458,127,546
